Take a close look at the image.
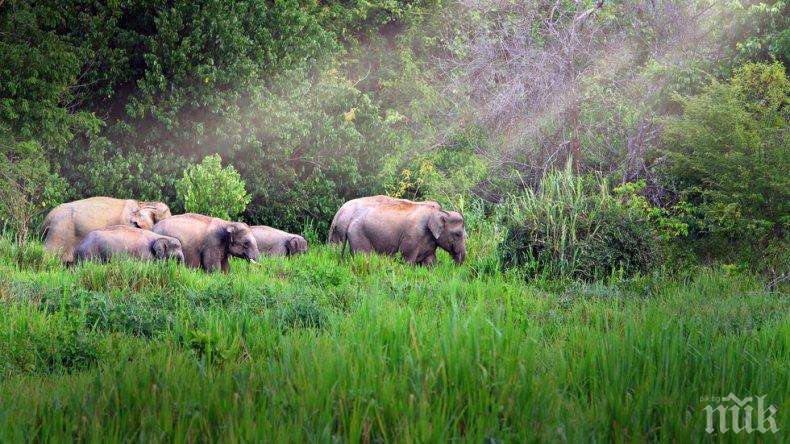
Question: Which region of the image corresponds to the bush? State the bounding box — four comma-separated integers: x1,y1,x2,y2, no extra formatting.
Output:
176,154,251,220
663,61,789,272
500,164,666,281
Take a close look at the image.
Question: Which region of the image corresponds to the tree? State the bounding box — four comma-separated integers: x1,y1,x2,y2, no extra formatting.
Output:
176,154,251,220
433,0,738,195
663,61,789,268
0,142,65,246
0,1,98,244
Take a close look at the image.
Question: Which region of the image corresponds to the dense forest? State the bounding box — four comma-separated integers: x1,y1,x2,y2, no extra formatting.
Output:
2,0,787,279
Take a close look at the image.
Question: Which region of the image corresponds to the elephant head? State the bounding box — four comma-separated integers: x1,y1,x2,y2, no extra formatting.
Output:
140,201,172,223
151,237,185,262
130,208,157,230
226,223,261,262
129,201,171,230
286,236,308,256
428,210,466,264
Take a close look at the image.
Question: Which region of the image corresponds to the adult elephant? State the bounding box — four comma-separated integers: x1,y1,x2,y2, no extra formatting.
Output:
328,195,440,244
152,213,259,273
43,197,172,263
74,226,184,263
336,197,466,266
250,226,307,257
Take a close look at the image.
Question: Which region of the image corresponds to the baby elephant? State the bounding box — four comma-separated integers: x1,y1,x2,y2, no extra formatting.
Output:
250,226,308,257
75,225,185,263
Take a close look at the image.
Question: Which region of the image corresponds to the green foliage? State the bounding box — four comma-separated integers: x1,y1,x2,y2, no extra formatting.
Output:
0,235,61,271
500,164,666,281
0,240,788,440
663,61,789,269
0,3,101,148
28,0,337,220
176,154,251,220
720,0,789,67
314,0,439,40
235,69,398,234
614,180,690,240
386,128,490,207
0,305,103,376
0,2,99,242
0,142,67,245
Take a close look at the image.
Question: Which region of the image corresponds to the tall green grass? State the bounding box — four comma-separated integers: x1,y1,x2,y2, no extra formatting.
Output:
0,235,787,442
500,163,664,281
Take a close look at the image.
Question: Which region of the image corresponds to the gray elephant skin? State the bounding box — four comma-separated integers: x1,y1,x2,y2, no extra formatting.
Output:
152,213,260,273
43,196,172,263
74,225,184,263
251,226,308,257
328,195,440,244
331,196,466,266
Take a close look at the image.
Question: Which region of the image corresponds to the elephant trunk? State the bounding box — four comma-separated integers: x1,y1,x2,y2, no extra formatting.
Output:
453,249,466,265
451,242,466,265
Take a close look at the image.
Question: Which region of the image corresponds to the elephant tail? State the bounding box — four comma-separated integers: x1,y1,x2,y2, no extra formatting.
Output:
41,211,56,244
341,235,349,259
339,223,352,259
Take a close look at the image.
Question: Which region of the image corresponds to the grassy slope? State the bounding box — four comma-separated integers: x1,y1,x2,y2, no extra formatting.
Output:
0,238,787,443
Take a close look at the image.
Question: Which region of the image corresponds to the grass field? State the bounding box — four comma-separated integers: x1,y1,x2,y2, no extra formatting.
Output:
0,235,787,442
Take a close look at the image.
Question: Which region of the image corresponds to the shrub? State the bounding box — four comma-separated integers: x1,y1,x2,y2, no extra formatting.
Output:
500,164,665,281
663,61,789,272
176,154,251,220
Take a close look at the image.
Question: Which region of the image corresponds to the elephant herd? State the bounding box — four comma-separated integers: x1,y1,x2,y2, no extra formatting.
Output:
42,195,466,272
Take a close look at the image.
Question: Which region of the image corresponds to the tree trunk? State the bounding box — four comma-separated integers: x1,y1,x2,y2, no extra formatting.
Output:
569,101,581,175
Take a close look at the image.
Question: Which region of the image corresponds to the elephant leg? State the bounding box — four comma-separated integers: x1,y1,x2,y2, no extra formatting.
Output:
44,228,77,263
183,248,201,268
347,228,373,255
418,253,437,267
220,257,230,273
201,249,223,273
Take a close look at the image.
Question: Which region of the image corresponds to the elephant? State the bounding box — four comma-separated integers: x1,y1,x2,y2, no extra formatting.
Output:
250,226,308,257
152,213,260,273
328,195,440,244
43,196,172,263
335,196,466,266
74,225,184,263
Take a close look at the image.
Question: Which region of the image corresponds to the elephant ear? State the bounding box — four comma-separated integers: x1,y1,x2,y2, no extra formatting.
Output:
168,238,182,250
225,224,237,242
151,238,167,258
286,237,300,255
428,212,446,239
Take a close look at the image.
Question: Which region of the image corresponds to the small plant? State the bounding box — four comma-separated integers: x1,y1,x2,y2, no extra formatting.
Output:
175,154,251,220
